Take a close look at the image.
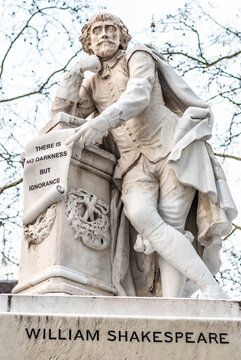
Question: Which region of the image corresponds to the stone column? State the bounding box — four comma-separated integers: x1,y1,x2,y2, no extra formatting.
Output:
13,113,117,296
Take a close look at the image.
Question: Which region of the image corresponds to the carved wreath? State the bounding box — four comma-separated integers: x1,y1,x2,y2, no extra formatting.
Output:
23,204,56,247
65,188,110,250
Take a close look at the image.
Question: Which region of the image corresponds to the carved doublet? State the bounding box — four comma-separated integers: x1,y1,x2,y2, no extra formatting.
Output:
82,49,178,178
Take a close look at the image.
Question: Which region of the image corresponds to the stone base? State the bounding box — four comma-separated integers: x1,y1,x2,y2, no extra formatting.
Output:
12,265,116,296
14,113,117,297
0,295,240,360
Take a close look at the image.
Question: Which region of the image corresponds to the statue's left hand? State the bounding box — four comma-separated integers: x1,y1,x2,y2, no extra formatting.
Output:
65,121,105,149
69,55,101,75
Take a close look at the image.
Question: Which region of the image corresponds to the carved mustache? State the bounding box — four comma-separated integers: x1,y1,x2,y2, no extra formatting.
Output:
97,39,116,45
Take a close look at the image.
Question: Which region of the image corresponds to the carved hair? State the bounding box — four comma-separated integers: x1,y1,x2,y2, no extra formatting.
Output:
79,13,132,54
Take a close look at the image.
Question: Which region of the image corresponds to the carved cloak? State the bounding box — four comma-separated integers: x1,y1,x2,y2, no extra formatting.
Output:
110,45,237,296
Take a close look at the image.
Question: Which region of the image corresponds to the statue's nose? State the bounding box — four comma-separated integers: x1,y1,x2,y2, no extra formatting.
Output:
100,27,108,38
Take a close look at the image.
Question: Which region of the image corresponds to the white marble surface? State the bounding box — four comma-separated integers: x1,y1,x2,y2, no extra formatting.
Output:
49,13,237,299
14,118,116,296
0,294,240,318
0,295,240,359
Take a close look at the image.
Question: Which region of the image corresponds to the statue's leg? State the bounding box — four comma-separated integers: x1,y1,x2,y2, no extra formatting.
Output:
122,191,229,299
122,191,186,297
122,156,192,297
158,256,186,297
157,161,196,297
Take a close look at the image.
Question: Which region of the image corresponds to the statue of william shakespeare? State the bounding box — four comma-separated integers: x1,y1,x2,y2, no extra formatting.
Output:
51,13,237,299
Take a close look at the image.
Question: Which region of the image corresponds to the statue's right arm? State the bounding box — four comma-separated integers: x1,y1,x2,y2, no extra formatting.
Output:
51,55,101,119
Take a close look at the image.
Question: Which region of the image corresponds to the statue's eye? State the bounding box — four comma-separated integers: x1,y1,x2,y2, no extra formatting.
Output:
106,25,117,33
92,26,102,35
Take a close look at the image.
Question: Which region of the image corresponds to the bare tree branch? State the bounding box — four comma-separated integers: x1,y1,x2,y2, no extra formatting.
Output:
0,178,23,195
0,5,71,78
214,153,241,161
0,50,81,103
162,50,241,68
0,251,19,266
223,223,241,241
232,223,241,231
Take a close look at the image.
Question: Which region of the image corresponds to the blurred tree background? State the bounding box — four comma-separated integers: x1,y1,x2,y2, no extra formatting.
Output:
0,0,240,296
0,0,100,277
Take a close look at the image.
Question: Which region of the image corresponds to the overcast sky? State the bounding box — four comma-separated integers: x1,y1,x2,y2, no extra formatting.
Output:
101,0,239,38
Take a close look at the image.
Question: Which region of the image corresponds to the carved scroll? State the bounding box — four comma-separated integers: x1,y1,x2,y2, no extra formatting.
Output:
23,204,56,246
65,188,110,250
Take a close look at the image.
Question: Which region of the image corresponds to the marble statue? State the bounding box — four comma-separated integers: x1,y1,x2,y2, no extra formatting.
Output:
51,13,237,299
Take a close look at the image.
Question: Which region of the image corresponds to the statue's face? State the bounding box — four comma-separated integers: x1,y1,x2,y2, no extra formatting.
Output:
89,20,121,60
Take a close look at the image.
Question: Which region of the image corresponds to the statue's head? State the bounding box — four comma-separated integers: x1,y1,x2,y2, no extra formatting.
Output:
79,13,132,60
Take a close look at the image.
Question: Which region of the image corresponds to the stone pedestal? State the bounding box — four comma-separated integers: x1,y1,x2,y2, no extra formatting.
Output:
13,113,116,296
0,295,240,360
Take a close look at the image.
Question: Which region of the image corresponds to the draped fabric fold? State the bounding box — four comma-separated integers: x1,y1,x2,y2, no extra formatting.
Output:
110,45,237,295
